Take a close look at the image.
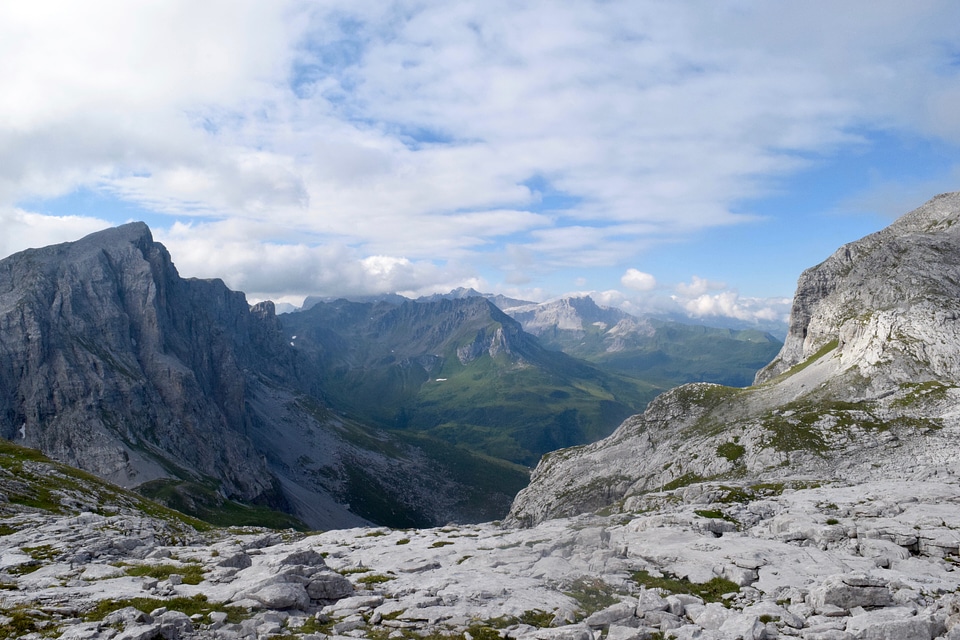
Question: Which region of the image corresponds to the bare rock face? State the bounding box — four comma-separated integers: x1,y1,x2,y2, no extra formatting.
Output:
508,192,960,526
757,191,960,385
5,478,960,640
0,223,286,504
0,224,522,530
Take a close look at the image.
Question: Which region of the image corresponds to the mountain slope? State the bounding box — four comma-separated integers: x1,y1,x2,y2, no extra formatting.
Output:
0,223,286,504
0,224,523,529
507,192,960,526
280,297,658,465
504,295,782,388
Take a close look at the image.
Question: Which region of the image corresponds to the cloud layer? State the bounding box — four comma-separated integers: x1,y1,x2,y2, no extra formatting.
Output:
2,1,959,320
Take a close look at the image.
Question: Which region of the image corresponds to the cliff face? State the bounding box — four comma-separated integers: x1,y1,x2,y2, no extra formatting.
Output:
0,224,530,529
508,192,960,526
757,191,960,385
0,223,288,503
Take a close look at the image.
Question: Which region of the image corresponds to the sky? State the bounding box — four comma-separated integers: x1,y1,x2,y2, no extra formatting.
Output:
2,1,960,327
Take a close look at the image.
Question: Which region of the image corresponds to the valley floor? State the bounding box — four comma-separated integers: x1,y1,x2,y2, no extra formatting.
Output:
3,479,960,639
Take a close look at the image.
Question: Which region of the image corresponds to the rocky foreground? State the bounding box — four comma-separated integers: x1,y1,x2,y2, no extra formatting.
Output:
3,478,960,639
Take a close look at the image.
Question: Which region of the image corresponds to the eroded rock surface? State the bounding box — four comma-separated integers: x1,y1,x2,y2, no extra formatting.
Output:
3,480,960,639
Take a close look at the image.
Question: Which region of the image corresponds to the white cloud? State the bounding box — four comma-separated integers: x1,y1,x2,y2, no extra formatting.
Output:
663,273,792,325
154,220,479,300
0,209,111,257
621,269,657,292
591,289,630,309
676,276,726,297
678,290,791,325
1,1,959,300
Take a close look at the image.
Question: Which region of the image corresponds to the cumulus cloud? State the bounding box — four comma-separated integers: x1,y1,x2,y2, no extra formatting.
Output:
154,221,479,301
677,290,791,325
621,269,657,292
2,2,960,300
675,275,726,297
584,273,792,326
0,209,111,257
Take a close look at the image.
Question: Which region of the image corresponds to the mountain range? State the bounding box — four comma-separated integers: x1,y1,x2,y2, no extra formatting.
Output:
0,224,525,529
280,291,780,466
502,295,781,388
280,296,658,466
6,193,960,639
0,223,777,530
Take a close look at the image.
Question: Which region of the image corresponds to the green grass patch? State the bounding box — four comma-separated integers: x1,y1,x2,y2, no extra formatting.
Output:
468,610,554,631
694,509,724,520
662,472,705,491
430,540,454,548
716,441,746,463
123,563,205,585
694,508,739,527
563,577,619,617
0,438,209,532
22,545,59,562
84,594,247,624
135,478,306,531
763,416,828,454
466,623,510,640
518,610,554,628
631,570,739,604
892,380,952,408
0,607,52,639
7,563,41,576
356,574,395,585
775,339,839,381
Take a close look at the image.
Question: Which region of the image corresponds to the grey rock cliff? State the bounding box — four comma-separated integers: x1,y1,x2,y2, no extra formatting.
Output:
0,223,284,504
507,192,960,526
0,224,513,530
757,190,960,385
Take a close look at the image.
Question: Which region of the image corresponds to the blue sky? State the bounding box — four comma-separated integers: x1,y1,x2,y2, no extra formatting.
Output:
2,1,960,327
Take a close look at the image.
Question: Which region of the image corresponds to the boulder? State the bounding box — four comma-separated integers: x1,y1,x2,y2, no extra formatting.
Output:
525,625,594,640
280,549,327,567
584,601,637,628
157,610,194,640
844,607,942,640
809,575,892,612
694,602,732,630
718,613,766,640
306,571,355,601
606,625,660,640
635,590,670,614
249,582,311,610
217,552,253,569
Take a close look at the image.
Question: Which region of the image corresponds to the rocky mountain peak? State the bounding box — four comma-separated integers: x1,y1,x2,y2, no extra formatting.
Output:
756,191,960,385
507,192,960,528
0,222,292,506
